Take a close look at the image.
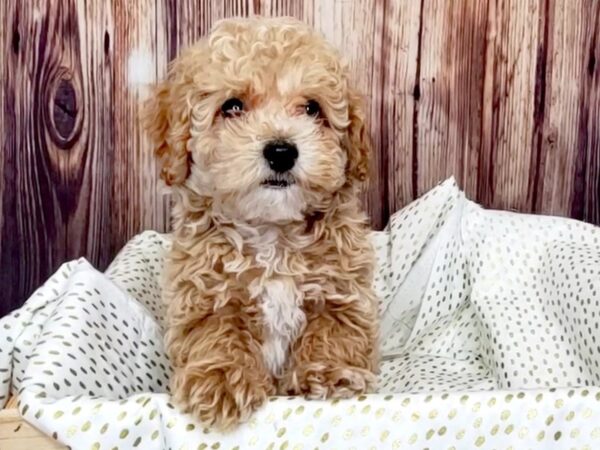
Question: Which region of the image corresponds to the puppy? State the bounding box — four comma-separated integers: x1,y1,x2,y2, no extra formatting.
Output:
144,16,379,430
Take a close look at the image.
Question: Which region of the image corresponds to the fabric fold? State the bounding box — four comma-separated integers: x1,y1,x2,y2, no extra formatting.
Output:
2,178,600,449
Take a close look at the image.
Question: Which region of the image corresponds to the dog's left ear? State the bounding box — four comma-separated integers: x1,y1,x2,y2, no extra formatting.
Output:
345,89,372,183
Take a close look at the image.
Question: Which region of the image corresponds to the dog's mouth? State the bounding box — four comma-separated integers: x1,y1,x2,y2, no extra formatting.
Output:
261,174,296,189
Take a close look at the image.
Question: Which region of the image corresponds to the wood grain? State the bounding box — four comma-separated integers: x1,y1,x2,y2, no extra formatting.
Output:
0,405,66,450
1,0,599,315
0,1,6,276
111,0,170,258
414,0,489,200
1,0,114,314
538,0,600,223
382,0,421,215
481,0,544,211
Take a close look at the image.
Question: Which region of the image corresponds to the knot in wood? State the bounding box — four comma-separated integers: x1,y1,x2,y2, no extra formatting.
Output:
46,68,82,149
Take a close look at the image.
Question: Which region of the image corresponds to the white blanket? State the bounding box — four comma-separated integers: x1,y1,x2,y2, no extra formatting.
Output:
2,178,600,449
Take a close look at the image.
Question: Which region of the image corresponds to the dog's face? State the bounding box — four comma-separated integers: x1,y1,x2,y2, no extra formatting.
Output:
144,17,370,224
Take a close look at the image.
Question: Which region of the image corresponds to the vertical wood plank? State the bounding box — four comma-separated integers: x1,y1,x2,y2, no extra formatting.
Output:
479,0,543,211
305,0,386,229
111,0,170,257
538,0,600,224
0,1,114,315
382,0,421,217
1,0,54,314
70,1,115,266
413,0,489,201
582,6,600,225
0,0,7,263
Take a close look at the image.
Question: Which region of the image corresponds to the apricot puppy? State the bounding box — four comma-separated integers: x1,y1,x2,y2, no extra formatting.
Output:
144,16,379,430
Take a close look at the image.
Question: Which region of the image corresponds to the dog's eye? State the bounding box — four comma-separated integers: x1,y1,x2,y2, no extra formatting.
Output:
304,100,321,117
221,98,244,117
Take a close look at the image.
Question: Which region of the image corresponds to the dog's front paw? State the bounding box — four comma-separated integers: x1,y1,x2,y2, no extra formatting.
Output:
280,362,376,400
171,362,275,430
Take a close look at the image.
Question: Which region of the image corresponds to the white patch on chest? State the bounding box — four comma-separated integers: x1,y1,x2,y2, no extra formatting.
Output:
257,278,306,376
243,225,307,376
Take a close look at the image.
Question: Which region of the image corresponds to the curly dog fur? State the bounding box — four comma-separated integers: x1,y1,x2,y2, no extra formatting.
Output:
143,16,379,430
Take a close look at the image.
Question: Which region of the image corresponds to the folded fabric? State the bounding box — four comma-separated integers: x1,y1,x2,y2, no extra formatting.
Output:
1,177,599,449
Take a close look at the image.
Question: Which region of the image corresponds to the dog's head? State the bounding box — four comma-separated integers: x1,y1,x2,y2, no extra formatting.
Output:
144,17,370,224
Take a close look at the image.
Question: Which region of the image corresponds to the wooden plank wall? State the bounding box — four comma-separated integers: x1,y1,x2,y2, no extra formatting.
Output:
1,0,599,315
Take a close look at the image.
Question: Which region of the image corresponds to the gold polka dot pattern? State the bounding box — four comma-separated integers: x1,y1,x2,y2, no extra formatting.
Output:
1,178,599,448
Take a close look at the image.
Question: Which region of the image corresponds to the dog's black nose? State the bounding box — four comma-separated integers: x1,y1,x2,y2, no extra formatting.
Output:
263,140,298,173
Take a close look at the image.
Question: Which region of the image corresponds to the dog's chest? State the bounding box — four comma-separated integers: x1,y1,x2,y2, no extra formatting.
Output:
256,278,306,376
246,233,307,376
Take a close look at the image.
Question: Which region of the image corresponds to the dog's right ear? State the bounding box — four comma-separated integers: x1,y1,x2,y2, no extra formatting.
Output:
142,79,191,186
345,88,371,183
